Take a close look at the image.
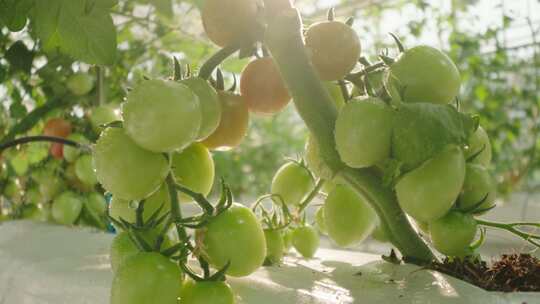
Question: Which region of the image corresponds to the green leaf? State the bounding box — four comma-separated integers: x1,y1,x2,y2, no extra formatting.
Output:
5,41,34,74
31,0,117,65
152,0,173,18
0,0,34,32
391,103,474,171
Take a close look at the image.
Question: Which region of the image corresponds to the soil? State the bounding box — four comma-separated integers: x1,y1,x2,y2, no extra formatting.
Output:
429,253,540,292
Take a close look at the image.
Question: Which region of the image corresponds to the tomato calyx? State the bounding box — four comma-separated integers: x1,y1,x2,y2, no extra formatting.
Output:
251,193,293,231
454,192,496,215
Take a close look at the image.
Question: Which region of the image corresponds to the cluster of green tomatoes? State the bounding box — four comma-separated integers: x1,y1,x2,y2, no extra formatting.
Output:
0,73,119,229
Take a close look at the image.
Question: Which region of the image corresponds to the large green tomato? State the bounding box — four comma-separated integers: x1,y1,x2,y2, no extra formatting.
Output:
180,280,235,304
264,229,285,264
324,184,377,247
122,79,201,152
292,225,319,258
197,203,266,277
110,230,173,272
171,143,215,202
464,126,492,166
334,97,394,168
110,252,182,304
388,45,461,104
93,127,170,201
90,105,121,132
181,77,221,141
202,92,249,151
430,211,477,257
63,133,88,163
51,191,84,225
109,183,171,227
75,154,98,186
458,163,496,212
271,161,314,205
67,72,94,96
25,186,43,205
395,145,466,222
315,206,327,235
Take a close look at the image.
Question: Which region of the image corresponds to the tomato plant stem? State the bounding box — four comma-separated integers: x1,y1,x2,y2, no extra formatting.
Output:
0,135,86,153
264,7,435,262
166,174,189,245
297,179,324,214
198,44,241,80
476,219,540,247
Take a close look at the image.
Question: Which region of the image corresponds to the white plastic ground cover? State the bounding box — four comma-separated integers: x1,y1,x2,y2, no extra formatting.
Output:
0,221,538,304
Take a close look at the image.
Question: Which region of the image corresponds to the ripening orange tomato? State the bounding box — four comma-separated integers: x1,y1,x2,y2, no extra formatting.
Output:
201,92,249,150
240,57,291,114
305,21,361,81
202,0,259,47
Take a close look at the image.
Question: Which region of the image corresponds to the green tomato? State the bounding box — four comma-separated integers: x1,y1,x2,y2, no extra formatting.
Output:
86,192,107,215
51,191,84,225
304,135,333,180
395,145,465,222
334,97,394,168
67,72,94,96
110,230,173,272
90,105,121,132
271,161,314,205
315,206,327,234
75,154,98,186
264,229,285,265
93,127,170,201
464,126,492,166
64,133,88,162
292,225,319,258
110,252,182,304
109,184,171,227
180,280,235,304
171,143,215,202
324,184,377,247
21,204,48,221
39,174,65,202
122,79,201,152
282,228,293,251
25,186,43,205
388,45,461,104
430,211,477,257
4,178,22,202
181,77,221,141
458,164,496,212
197,203,266,277
10,152,29,176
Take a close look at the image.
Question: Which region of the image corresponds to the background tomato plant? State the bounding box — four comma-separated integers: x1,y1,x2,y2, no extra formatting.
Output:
0,0,538,206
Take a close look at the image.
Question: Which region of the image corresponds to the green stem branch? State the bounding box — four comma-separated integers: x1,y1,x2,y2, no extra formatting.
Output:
0,135,86,153
297,179,324,213
264,7,434,262
477,219,540,247
198,44,241,80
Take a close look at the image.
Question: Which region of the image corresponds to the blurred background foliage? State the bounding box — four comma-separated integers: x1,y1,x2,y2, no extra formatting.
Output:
0,0,539,201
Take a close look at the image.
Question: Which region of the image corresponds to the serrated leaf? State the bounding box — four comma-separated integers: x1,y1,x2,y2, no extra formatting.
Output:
31,0,117,65
0,0,34,32
392,103,474,171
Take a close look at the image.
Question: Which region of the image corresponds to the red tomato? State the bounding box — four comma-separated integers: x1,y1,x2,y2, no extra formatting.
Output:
240,57,291,114
50,143,64,159
43,118,72,138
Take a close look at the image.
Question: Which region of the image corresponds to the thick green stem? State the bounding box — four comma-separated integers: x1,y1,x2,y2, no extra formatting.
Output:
264,7,434,262
198,44,241,80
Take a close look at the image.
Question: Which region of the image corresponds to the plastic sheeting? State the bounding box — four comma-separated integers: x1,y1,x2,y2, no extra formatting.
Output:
0,221,537,304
